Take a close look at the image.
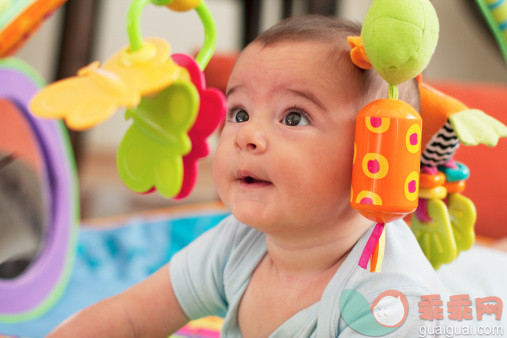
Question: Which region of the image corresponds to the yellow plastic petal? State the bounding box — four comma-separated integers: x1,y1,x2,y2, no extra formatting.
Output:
103,37,182,97
30,62,140,130
30,37,183,130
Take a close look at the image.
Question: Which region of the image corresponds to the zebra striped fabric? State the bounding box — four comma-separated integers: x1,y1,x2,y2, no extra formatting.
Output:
421,120,460,167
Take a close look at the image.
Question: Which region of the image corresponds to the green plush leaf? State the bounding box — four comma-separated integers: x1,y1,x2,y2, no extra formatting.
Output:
449,109,507,147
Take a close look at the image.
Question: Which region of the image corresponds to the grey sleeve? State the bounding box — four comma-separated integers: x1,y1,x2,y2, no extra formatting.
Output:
169,216,238,319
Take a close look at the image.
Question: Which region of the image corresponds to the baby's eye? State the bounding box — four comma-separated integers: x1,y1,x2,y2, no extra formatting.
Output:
229,109,249,123
282,111,310,126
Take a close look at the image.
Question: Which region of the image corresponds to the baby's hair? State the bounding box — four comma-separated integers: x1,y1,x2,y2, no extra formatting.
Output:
252,15,420,112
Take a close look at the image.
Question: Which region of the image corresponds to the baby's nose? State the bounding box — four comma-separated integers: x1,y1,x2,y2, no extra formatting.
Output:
235,125,267,153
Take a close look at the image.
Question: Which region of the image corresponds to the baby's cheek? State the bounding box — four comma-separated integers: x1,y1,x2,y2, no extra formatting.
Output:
212,148,229,195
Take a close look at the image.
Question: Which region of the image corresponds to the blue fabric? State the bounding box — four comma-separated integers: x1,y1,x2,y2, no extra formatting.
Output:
0,211,229,338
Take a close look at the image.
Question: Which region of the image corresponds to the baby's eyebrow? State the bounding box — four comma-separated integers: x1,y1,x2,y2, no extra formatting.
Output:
285,88,326,112
225,84,245,98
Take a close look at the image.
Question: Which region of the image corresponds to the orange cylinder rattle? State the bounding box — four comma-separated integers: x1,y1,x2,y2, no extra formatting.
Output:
351,99,422,223
351,99,422,271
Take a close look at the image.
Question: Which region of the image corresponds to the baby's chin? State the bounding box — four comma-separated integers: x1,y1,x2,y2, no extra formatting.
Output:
232,208,312,237
230,205,281,232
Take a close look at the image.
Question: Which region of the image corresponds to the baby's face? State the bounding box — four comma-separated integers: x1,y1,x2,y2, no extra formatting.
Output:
212,41,358,232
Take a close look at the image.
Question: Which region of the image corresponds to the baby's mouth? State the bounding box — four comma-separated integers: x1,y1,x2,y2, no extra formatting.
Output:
237,171,272,186
241,176,270,185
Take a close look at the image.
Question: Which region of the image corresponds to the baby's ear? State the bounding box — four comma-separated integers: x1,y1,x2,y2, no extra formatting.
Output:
347,36,372,70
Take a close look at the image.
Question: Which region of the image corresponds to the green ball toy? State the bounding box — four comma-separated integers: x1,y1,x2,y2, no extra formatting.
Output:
361,0,439,85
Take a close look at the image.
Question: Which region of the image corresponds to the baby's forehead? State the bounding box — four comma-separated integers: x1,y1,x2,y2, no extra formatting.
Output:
226,40,364,111
233,41,350,84
241,40,337,62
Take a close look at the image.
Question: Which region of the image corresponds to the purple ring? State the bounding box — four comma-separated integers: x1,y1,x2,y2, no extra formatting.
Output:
0,66,76,315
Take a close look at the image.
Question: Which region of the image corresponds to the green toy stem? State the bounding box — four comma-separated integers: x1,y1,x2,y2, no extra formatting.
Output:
126,0,217,70
127,0,151,52
195,2,217,70
388,84,398,100
475,0,507,64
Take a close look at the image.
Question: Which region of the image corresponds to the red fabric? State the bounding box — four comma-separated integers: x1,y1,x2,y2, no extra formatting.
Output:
202,52,238,94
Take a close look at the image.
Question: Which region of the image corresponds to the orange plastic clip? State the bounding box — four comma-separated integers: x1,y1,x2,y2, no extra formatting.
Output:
347,36,372,70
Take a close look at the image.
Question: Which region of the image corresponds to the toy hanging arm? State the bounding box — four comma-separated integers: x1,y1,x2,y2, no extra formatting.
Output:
127,0,217,70
348,0,439,273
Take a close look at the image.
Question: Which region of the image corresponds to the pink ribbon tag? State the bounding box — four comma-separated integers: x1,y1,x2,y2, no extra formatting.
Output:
358,223,385,269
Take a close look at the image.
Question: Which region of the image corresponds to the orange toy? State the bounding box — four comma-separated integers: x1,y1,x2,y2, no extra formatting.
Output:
351,98,422,272
351,99,422,224
418,81,468,150
351,99,422,272
0,0,68,57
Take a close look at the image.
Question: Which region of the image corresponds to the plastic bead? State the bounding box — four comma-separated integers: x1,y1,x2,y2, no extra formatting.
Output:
438,161,470,182
420,171,445,189
419,186,447,200
444,180,466,194
167,0,201,11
